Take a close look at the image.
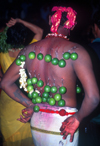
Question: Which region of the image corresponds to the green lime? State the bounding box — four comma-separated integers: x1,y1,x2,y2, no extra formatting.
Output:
28,52,36,59
28,93,33,99
49,98,56,106
51,58,59,65
16,59,21,66
70,52,78,60
54,93,62,101
33,105,40,112
32,98,37,104
37,53,43,60
36,96,42,103
51,86,57,93
58,59,66,68
32,91,39,98
44,85,51,92
42,92,49,98
32,77,38,84
58,99,65,107
44,54,52,62
27,85,34,92
47,97,51,103
59,86,67,94
27,79,32,85
37,80,44,87
63,52,70,60
19,55,26,61
76,86,81,93
42,97,47,102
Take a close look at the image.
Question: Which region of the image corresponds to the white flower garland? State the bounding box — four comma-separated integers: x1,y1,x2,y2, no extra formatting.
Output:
19,61,40,95
19,61,28,92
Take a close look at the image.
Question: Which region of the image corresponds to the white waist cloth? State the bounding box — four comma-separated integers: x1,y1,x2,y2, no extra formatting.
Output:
30,103,79,146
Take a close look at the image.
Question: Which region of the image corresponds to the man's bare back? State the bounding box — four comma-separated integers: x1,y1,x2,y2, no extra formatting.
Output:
1,6,99,144
23,37,91,108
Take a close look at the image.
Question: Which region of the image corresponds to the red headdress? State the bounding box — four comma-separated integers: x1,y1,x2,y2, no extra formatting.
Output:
51,6,77,33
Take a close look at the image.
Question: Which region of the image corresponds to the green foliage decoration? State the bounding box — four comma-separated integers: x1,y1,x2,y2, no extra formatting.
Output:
0,27,13,53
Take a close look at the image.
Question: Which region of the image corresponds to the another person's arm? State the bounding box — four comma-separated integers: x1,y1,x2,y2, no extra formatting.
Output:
6,18,43,41
60,46,100,142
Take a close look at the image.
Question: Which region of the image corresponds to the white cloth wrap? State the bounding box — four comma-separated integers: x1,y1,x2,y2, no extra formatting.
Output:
30,103,79,146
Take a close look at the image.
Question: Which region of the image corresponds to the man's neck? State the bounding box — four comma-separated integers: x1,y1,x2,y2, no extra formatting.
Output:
57,27,70,36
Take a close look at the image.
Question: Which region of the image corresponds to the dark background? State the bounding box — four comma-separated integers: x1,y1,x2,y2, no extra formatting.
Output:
0,0,99,41
0,0,100,146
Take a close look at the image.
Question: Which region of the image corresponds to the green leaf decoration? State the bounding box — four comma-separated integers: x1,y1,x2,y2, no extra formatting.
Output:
0,26,13,53
0,26,24,53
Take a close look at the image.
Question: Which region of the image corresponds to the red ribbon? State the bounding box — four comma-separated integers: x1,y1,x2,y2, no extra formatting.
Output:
51,6,77,33
39,109,75,116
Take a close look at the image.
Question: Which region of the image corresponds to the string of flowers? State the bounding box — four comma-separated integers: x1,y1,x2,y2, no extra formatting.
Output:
19,61,28,92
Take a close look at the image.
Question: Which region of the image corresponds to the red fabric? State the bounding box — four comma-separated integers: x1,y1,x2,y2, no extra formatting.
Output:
39,109,75,116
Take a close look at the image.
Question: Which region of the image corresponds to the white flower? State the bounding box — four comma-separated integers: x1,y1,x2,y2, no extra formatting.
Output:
29,89,34,94
35,89,40,94
19,61,28,92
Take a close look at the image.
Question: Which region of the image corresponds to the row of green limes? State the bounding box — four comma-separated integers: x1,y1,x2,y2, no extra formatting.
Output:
28,91,65,107
33,97,65,112
29,85,81,112
28,51,78,68
16,51,78,67
27,77,81,94
28,51,78,61
28,89,66,112
32,85,81,112
27,77,67,94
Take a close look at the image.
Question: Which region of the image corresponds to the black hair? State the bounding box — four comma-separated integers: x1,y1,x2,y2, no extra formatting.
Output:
6,23,28,48
60,12,68,26
50,10,68,27
92,10,100,29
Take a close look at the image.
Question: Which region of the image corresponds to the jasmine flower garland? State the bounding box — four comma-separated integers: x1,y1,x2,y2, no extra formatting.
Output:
19,61,28,92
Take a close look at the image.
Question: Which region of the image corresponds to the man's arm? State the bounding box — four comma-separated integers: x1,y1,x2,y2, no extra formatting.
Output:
1,62,32,107
6,18,43,41
73,47,100,122
60,46,100,142
1,53,34,122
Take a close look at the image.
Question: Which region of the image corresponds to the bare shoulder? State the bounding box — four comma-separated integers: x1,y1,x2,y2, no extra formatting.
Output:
68,41,91,62
69,41,87,52
68,42,94,80
17,43,37,57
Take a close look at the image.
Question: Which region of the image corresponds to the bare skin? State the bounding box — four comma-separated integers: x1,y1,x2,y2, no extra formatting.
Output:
6,18,43,41
1,31,100,142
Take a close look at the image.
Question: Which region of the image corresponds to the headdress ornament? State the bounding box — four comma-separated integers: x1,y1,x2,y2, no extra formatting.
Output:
51,6,77,33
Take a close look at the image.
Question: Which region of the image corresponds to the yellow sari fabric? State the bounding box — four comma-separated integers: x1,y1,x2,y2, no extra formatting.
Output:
0,38,37,146
29,38,37,44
